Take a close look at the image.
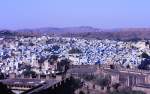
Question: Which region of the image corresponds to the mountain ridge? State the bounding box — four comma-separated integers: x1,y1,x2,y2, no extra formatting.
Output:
0,26,150,41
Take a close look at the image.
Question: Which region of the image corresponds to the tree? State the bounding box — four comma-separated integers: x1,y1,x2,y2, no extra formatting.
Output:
57,58,70,73
24,65,31,71
96,75,111,90
29,42,34,46
52,45,60,51
110,64,115,69
68,48,82,54
38,57,46,64
0,72,5,80
48,55,58,65
138,59,150,70
138,52,150,70
112,83,121,92
126,64,130,69
38,57,46,71
141,52,149,59
21,64,37,77
79,90,85,94
82,74,96,81
22,70,36,77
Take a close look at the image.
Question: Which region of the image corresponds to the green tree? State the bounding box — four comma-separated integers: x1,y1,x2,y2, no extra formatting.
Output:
96,75,111,90
48,55,58,65
68,48,82,54
22,70,36,77
57,58,70,73
82,74,96,81
112,83,121,92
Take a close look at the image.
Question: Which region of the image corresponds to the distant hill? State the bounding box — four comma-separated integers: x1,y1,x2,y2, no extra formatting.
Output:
61,28,150,41
0,30,15,36
1,27,150,41
0,30,17,38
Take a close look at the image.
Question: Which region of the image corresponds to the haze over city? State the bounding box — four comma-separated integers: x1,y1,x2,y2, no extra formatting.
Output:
0,0,150,30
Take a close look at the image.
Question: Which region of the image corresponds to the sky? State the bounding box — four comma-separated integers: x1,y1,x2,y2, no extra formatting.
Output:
0,0,150,30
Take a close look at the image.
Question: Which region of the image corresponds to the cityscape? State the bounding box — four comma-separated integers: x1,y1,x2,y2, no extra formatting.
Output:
0,30,149,94
0,0,150,94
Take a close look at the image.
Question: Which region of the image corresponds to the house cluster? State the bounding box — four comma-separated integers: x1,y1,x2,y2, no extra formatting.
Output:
0,36,149,75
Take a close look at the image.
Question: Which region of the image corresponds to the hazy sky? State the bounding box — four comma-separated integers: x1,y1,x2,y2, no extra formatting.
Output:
0,0,150,29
